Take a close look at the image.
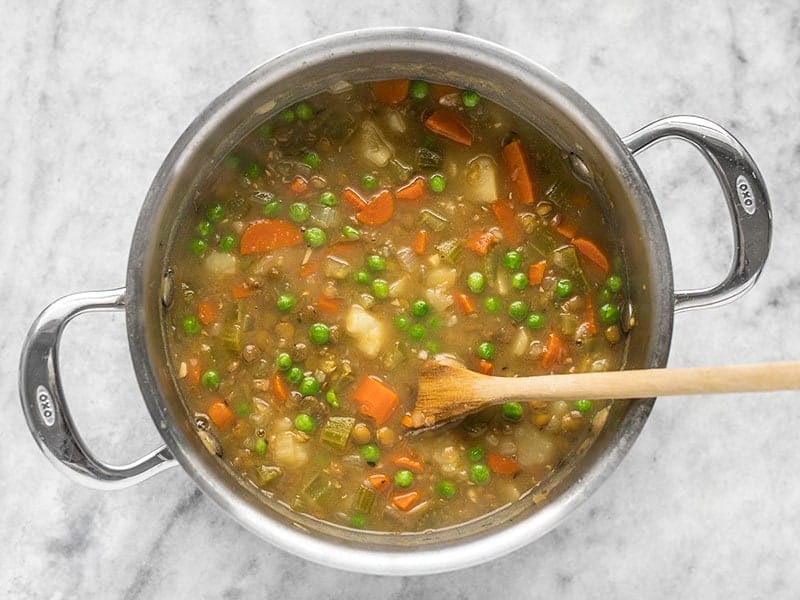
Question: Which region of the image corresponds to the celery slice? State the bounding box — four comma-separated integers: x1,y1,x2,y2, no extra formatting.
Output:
321,416,355,452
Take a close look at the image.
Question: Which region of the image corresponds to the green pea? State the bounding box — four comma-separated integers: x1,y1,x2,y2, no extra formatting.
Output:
467,446,484,462
366,254,386,271
502,402,524,421
299,376,320,396
426,340,441,354
354,270,371,285
219,234,236,252
408,323,426,341
467,271,486,293
309,323,331,345
286,367,303,384
235,401,251,418
503,250,522,271
436,480,457,500
288,202,310,223
182,316,200,335
574,399,593,413
597,288,613,305
302,151,321,169
429,173,446,193
295,102,314,121
511,272,529,290
606,275,623,293
350,513,367,529
484,296,500,313
275,352,292,371
294,413,315,433
258,123,272,139
279,108,295,123
196,220,213,238
426,315,443,330
207,202,224,223
555,278,574,298
469,463,491,484
190,239,207,256
201,370,220,390
476,342,495,360
224,154,241,169
361,443,380,464
394,315,409,331
371,279,389,299
304,227,327,248
599,303,619,325
410,299,429,317
319,191,337,207
254,437,267,455
341,225,361,240
461,90,480,108
409,80,429,99
362,174,378,191
526,312,545,330
508,300,528,322
276,293,296,312
394,469,414,488
244,163,262,179
325,389,339,408
262,200,281,217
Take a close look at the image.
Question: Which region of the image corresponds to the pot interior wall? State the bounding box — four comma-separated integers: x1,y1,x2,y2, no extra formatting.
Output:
127,29,674,558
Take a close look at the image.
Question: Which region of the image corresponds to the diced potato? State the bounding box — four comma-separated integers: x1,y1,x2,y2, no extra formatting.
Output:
384,110,407,134
425,266,457,289
514,426,559,470
425,287,453,312
465,155,499,203
388,274,411,298
359,120,394,167
205,251,237,276
345,304,388,358
324,255,351,280
271,431,310,469
510,327,530,357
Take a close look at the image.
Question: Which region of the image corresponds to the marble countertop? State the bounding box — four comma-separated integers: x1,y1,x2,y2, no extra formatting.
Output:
3,2,799,597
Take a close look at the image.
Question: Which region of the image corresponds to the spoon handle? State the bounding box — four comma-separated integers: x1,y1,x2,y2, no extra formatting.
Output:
473,361,800,402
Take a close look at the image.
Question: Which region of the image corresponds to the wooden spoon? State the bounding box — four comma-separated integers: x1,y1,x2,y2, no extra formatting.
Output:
411,354,800,428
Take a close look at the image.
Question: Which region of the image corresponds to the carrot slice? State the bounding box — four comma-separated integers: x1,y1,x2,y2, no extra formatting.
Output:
490,201,522,246
231,281,253,300
528,260,546,286
207,401,235,429
424,109,473,146
541,331,567,369
455,292,476,315
553,220,577,240
197,301,217,325
400,413,414,428
367,474,389,491
240,219,302,255
272,373,289,403
487,453,520,475
392,491,421,512
353,375,399,426
316,294,341,315
370,79,410,104
356,189,394,227
572,237,610,275
429,83,459,100
342,187,368,210
582,294,598,335
391,454,424,473
395,176,426,202
465,230,496,256
299,261,319,278
501,139,536,204
476,359,494,375
289,175,308,196
412,230,428,255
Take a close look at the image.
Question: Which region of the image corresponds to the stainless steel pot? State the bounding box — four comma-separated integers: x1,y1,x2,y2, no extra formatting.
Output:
19,28,771,575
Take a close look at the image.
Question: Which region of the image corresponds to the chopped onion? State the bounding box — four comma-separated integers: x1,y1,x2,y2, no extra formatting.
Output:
465,155,499,204
204,251,237,276
394,247,419,273
359,120,394,167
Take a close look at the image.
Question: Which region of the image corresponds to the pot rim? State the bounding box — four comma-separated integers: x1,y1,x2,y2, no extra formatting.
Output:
125,27,671,575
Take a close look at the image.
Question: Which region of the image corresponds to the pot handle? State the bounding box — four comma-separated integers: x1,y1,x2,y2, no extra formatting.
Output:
18,287,177,489
622,115,772,312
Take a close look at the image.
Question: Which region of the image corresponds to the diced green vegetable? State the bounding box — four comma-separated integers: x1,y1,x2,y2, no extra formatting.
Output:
352,484,376,513
419,208,449,232
526,226,559,258
302,472,334,504
559,312,579,337
321,416,355,452
435,238,463,265
255,465,282,486
416,147,442,170
221,325,242,353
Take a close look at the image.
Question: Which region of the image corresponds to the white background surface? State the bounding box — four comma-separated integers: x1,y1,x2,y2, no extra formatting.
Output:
3,2,799,597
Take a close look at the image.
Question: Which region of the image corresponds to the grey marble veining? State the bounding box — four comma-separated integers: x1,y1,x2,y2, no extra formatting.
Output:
3,1,800,598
